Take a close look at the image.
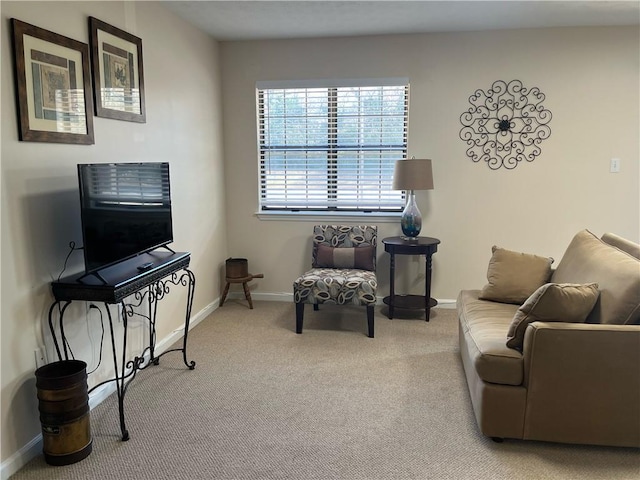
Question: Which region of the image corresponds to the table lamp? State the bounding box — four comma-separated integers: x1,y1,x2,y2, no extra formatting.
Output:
392,158,434,239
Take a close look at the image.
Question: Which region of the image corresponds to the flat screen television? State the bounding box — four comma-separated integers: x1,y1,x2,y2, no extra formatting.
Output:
78,162,173,275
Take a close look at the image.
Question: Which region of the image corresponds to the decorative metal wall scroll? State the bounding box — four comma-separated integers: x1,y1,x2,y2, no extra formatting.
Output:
459,80,552,170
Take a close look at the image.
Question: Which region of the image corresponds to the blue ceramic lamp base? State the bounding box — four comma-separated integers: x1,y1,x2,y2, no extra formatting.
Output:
400,190,422,240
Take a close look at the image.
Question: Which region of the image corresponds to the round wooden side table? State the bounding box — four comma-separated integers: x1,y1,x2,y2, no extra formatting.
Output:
382,236,440,321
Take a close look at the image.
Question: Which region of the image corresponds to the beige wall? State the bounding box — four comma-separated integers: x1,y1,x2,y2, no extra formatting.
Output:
1,3,639,474
1,1,226,468
220,27,639,300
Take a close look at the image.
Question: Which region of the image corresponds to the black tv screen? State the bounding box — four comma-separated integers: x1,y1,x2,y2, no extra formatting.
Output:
78,162,173,274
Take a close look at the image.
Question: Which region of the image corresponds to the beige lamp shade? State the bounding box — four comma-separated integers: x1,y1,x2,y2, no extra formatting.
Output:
392,158,434,191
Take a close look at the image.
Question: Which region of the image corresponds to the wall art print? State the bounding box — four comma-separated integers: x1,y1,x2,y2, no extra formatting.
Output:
11,19,94,144
459,79,552,170
89,17,146,123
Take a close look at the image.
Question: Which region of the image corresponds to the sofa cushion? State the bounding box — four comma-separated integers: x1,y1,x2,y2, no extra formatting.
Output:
601,232,640,260
458,290,524,386
479,246,554,304
552,230,640,325
314,244,375,271
506,283,600,350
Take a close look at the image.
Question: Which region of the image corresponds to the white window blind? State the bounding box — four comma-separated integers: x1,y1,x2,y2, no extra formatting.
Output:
257,80,408,212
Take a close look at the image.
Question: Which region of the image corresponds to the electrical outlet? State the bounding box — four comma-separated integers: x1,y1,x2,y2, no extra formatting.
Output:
610,158,620,173
34,348,46,369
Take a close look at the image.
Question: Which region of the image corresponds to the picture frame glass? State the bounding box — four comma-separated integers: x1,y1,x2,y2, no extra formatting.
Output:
96,28,142,115
23,33,89,135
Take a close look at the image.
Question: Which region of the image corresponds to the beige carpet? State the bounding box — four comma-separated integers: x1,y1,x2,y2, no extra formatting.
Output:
12,301,640,479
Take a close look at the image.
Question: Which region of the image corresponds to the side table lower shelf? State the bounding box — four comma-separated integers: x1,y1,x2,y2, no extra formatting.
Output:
383,295,438,312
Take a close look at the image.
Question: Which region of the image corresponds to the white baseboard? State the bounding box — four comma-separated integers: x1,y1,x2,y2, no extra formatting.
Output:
0,299,219,480
434,299,457,309
227,291,458,309
0,435,42,480
156,298,218,353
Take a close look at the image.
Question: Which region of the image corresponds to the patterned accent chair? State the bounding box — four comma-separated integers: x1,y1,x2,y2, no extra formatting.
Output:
293,225,378,337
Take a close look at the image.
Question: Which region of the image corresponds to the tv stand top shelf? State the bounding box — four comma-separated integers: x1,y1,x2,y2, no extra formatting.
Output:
52,250,191,303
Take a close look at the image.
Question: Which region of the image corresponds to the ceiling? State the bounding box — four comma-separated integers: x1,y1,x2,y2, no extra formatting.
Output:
162,1,640,41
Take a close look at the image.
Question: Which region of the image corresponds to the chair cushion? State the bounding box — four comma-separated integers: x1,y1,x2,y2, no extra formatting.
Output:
506,283,600,350
479,246,554,304
551,229,640,325
293,268,377,306
314,244,375,271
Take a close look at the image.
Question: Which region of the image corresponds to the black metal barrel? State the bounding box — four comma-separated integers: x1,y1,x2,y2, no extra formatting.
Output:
35,360,92,466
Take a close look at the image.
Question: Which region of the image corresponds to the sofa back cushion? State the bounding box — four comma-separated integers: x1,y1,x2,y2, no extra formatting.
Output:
551,230,640,325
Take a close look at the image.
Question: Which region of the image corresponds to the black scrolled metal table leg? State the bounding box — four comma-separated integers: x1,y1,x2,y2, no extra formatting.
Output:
149,283,160,366
119,301,131,440
105,303,129,441
181,269,196,370
145,267,196,370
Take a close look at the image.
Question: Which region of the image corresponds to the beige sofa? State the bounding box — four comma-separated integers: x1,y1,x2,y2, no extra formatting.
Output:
458,230,640,447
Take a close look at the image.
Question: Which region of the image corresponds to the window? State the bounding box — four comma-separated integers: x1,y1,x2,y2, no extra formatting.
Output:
257,79,409,213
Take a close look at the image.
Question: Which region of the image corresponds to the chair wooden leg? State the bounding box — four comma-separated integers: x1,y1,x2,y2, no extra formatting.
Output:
296,303,304,334
220,282,230,306
367,305,374,338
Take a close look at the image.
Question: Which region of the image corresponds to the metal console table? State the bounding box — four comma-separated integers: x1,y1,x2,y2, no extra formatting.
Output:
48,249,196,441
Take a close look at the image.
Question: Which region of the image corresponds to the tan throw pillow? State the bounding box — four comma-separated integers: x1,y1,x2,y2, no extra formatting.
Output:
506,283,599,350
479,246,554,304
314,244,376,271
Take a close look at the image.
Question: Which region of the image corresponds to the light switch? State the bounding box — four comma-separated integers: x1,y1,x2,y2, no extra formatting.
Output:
610,158,620,173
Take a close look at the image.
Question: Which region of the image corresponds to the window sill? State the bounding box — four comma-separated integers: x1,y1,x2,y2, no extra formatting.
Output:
255,211,401,222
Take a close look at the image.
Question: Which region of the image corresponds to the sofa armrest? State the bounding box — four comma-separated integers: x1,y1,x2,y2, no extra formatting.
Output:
521,322,640,446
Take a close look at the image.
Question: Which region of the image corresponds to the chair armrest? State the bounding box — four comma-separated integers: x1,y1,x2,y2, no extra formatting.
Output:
521,322,640,446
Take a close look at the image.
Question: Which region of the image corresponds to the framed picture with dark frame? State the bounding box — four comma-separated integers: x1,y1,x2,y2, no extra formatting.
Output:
11,19,95,144
89,17,146,123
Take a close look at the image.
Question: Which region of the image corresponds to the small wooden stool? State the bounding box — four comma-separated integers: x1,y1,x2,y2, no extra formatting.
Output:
220,258,264,309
